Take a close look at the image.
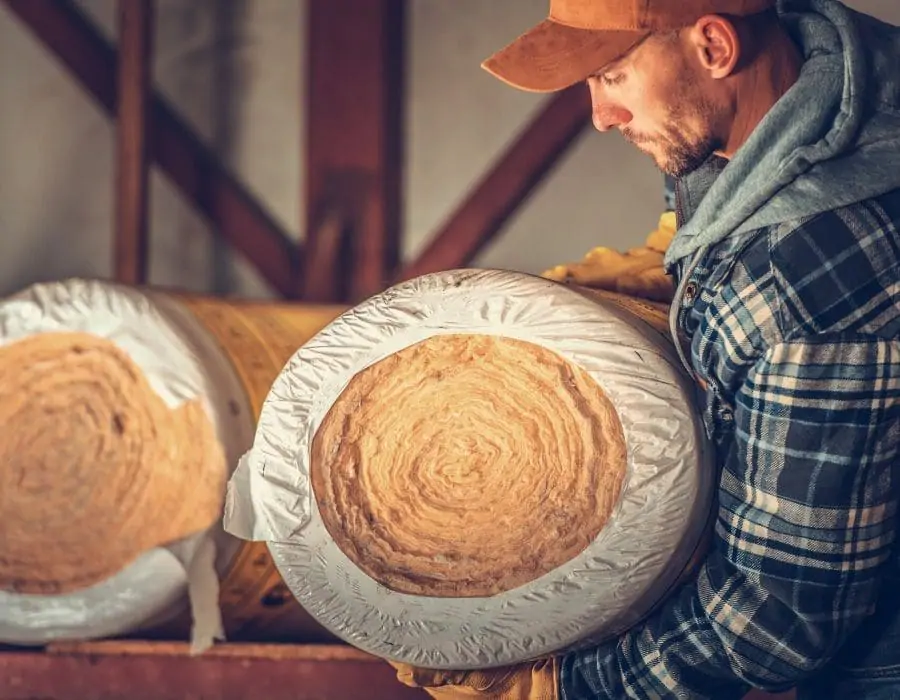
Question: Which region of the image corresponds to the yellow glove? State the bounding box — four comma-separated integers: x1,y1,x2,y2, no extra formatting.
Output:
389,657,560,700
644,210,677,254
542,212,677,304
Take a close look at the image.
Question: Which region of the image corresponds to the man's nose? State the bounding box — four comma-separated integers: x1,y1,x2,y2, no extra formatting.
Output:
592,103,633,132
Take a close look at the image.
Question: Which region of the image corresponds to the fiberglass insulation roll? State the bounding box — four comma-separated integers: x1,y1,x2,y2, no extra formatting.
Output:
224,269,715,669
0,278,253,648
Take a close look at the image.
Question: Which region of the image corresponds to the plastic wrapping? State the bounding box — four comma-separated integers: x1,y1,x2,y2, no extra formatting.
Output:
0,278,253,649
224,269,714,669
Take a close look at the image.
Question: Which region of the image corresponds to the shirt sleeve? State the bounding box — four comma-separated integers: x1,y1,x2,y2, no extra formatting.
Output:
560,333,900,699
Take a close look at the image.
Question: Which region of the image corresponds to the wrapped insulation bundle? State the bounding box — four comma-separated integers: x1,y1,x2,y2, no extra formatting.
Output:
0,278,344,649
224,267,714,670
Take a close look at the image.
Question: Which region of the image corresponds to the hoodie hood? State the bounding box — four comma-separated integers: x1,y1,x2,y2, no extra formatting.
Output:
665,0,900,267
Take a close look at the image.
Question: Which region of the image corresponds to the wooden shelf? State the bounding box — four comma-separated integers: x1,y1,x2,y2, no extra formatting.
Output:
0,639,797,700
0,641,427,700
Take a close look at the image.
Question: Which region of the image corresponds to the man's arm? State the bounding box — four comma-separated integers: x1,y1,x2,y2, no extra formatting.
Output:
562,334,900,699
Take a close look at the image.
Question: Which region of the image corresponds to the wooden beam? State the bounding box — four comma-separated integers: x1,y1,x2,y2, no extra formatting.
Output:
304,0,405,303
3,0,298,297
0,642,426,700
0,640,796,700
398,85,591,282
113,0,153,285
0,637,800,700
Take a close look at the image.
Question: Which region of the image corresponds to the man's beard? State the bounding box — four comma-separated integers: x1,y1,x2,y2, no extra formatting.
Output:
621,97,722,178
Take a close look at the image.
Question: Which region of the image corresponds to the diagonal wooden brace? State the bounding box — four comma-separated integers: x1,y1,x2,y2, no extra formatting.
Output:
3,0,299,297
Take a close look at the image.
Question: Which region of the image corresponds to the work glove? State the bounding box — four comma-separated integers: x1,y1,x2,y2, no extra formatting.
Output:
541,211,677,303
389,656,560,700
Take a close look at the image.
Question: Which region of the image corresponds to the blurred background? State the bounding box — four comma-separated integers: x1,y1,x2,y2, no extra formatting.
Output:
4,0,894,303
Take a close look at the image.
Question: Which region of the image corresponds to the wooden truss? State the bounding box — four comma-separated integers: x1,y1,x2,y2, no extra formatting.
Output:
2,0,589,302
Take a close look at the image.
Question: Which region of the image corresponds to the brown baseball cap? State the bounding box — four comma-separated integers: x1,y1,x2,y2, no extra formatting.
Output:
482,0,777,93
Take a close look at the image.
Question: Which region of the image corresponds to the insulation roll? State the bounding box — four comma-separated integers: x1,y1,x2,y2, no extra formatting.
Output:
0,278,345,648
175,294,346,644
224,269,715,670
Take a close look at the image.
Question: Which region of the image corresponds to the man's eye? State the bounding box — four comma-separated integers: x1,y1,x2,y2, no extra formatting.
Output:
601,73,624,87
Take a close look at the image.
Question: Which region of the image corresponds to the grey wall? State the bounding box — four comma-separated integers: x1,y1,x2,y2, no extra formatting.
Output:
1,0,898,299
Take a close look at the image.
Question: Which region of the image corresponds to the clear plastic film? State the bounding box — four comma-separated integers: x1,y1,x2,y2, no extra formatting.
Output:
224,270,714,669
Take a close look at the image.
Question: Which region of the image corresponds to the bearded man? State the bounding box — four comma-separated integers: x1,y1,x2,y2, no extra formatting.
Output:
390,1,900,698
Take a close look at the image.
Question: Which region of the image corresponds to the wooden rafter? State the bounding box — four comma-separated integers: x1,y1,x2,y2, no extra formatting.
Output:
304,0,405,303
113,0,153,285
398,85,591,281
3,0,298,297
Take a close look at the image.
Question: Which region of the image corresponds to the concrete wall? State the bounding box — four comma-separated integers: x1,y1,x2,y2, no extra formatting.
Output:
1,0,898,299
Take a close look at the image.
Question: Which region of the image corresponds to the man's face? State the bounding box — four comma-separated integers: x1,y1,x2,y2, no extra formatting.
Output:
586,33,726,177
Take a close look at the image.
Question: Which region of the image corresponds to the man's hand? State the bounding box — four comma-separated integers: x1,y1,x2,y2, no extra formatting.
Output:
387,657,560,700
542,211,677,303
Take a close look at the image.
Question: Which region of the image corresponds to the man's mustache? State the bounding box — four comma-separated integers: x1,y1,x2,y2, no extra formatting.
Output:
621,128,655,146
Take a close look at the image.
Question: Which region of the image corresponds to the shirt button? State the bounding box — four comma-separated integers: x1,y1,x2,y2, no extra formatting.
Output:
683,281,698,304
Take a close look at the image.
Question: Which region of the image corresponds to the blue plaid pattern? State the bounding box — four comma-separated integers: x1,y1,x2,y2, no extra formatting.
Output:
560,189,900,699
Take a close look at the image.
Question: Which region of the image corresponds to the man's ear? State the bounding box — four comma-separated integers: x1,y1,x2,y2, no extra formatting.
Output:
687,15,741,79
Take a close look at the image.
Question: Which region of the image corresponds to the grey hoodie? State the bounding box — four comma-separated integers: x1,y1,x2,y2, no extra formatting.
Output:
664,0,900,268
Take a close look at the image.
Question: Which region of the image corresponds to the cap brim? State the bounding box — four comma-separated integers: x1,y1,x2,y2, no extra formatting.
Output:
482,19,649,93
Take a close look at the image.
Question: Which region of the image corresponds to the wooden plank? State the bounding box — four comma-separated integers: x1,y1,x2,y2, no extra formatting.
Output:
0,642,427,700
113,0,153,285
0,641,796,700
3,0,298,297
43,640,380,660
398,85,590,281
304,0,404,303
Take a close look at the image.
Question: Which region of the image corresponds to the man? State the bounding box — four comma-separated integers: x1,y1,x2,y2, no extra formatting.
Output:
391,0,900,698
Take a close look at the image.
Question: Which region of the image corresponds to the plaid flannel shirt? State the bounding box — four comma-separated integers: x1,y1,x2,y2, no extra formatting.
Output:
560,187,900,699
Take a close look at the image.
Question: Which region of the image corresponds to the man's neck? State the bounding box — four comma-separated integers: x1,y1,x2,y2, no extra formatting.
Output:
718,34,804,159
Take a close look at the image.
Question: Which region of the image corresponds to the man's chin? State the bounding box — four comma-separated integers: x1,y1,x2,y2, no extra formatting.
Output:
648,152,687,178
656,153,712,179
629,143,679,175
624,137,709,178
630,144,670,171
658,160,691,178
